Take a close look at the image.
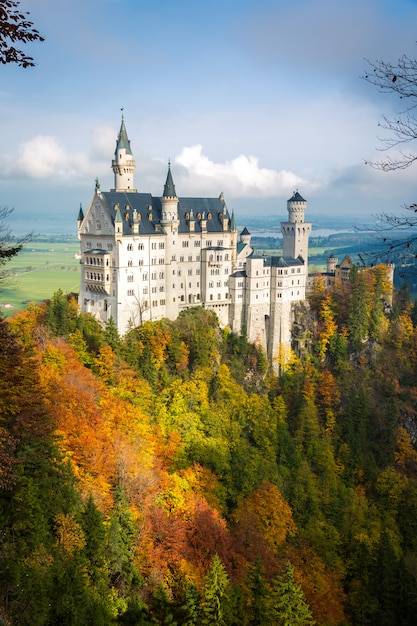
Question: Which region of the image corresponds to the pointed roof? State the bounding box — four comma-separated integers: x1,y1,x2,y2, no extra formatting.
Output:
77,203,84,221
114,206,123,222
288,190,306,202
230,209,236,231
240,226,251,236
163,161,177,198
115,115,132,155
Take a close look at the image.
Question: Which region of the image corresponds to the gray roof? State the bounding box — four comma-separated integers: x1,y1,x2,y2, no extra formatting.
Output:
115,117,132,155
288,191,306,203
270,255,305,267
100,191,230,236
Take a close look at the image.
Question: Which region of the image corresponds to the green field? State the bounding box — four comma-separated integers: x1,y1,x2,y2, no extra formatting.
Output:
1,241,81,315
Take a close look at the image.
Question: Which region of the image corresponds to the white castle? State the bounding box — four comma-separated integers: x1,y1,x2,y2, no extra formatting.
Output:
77,117,312,361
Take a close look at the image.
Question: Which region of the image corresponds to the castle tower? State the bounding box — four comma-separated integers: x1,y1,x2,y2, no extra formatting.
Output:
160,162,180,319
281,191,312,263
326,253,338,274
111,115,137,192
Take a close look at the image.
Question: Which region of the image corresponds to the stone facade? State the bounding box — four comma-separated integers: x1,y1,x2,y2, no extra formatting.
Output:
78,118,311,362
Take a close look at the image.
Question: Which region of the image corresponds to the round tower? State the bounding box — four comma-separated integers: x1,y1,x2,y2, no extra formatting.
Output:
281,191,312,261
160,161,179,225
287,190,307,223
326,253,338,274
111,115,137,192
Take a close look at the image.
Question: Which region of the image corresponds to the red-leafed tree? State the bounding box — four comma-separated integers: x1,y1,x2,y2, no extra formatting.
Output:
0,1,44,68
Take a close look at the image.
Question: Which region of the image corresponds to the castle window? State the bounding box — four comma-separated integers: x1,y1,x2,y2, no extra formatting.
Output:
225,253,229,260
96,220,101,230
151,258,156,265
196,269,200,275
188,255,192,262
209,281,214,288
159,271,165,279
138,243,144,250
127,289,134,296
194,240,201,247
151,243,156,250
297,268,301,273
277,293,282,298
151,272,157,280
152,287,157,293
189,283,192,289
182,241,189,247
181,295,185,302
188,269,193,276
143,273,148,280
224,268,229,275
218,293,221,300
127,244,133,251
143,287,148,294
160,299,165,305
128,260,133,267
217,281,221,287
152,300,158,307
210,294,213,301
196,255,200,261
127,274,134,283
217,240,223,247
278,269,282,275
143,300,148,308
159,286,164,292
138,259,144,266
159,242,165,249
180,256,184,262
159,258,164,264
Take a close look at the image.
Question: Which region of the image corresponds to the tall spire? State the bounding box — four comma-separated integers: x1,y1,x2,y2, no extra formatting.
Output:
111,113,136,192
163,160,177,198
115,114,132,155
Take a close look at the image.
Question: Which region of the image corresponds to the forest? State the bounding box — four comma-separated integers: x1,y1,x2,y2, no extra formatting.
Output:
1,264,417,625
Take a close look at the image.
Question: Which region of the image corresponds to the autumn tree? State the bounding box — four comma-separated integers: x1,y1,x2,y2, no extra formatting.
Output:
0,1,44,67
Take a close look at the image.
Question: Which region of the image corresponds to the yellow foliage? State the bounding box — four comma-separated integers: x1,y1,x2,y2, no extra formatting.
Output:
54,513,85,557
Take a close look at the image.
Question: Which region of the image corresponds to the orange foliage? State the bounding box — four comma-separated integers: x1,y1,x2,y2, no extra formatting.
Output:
286,541,346,625
232,482,296,576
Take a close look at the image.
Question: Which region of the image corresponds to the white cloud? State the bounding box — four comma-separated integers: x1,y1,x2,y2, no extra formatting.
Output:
174,144,315,197
0,134,110,182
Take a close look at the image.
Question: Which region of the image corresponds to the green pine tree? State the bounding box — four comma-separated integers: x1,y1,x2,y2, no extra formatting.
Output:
266,562,315,626
201,554,230,626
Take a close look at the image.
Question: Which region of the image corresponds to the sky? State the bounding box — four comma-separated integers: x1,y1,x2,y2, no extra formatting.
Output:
2,0,417,234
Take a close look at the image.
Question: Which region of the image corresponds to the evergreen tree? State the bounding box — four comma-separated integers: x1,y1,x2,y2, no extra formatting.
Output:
246,558,269,625
201,554,230,625
181,583,201,626
104,316,122,353
266,562,315,626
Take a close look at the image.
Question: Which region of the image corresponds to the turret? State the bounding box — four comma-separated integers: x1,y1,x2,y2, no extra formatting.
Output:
111,115,137,192
281,191,312,261
326,253,338,274
77,203,84,228
160,161,179,226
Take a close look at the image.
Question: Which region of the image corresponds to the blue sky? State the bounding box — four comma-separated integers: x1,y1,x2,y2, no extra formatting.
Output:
2,0,417,234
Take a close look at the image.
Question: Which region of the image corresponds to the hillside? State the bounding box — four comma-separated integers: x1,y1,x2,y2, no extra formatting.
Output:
1,273,417,624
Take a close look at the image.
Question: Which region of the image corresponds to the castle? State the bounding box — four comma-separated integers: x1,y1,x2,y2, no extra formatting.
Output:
77,117,311,361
